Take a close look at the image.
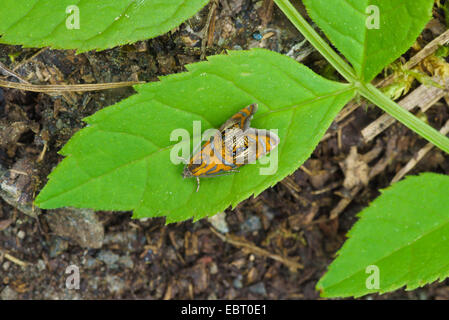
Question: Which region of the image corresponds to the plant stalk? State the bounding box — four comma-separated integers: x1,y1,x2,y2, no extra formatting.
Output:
273,0,356,82
273,0,449,155
359,83,449,154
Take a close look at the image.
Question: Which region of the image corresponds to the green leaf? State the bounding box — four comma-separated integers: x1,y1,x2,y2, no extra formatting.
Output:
317,173,449,298
35,49,356,222
303,0,434,82
0,0,209,51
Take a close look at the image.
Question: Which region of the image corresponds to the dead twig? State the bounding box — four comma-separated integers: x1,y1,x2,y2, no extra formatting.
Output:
210,227,303,272
260,0,274,26
0,249,29,267
12,48,48,72
0,79,144,93
201,0,218,60
329,186,362,220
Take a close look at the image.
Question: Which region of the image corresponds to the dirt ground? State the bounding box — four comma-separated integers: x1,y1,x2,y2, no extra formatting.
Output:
1,0,449,300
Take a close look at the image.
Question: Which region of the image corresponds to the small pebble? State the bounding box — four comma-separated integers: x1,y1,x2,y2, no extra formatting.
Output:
55,119,64,130
17,230,25,239
2,261,10,271
97,250,120,269
0,286,18,300
208,212,229,233
248,282,267,296
209,262,218,274
233,275,243,289
49,237,69,258
118,255,134,269
36,259,46,272
241,215,262,232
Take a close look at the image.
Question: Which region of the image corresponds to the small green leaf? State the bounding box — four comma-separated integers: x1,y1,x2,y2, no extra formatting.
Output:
317,173,449,298
303,0,434,82
35,49,355,222
0,0,209,51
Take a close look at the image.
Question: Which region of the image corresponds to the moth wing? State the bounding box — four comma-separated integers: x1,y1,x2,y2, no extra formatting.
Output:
233,128,280,165
187,103,261,174
188,140,235,177
209,126,236,167
256,129,280,156
219,103,258,132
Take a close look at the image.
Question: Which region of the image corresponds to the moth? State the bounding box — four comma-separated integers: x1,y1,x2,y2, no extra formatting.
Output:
182,103,280,192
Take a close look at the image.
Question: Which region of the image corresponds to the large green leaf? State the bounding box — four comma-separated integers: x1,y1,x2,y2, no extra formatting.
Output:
35,49,355,222
0,0,209,51
317,173,449,298
303,0,434,82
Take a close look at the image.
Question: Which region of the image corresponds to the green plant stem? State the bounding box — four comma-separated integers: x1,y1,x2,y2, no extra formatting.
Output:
273,0,356,82
274,0,449,155
359,83,449,154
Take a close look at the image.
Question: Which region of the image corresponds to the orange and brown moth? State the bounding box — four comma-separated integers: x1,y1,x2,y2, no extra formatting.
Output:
182,103,280,191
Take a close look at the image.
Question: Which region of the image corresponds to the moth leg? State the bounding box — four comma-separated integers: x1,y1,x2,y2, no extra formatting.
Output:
196,177,200,192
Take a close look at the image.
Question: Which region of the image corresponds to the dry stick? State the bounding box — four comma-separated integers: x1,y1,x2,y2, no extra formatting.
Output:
210,227,303,272
281,176,301,193
311,180,342,195
12,48,48,72
335,28,449,124
200,0,218,60
0,249,29,267
334,100,361,123
391,119,449,183
261,0,275,26
206,3,217,47
362,77,448,142
329,186,362,220
0,79,145,93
